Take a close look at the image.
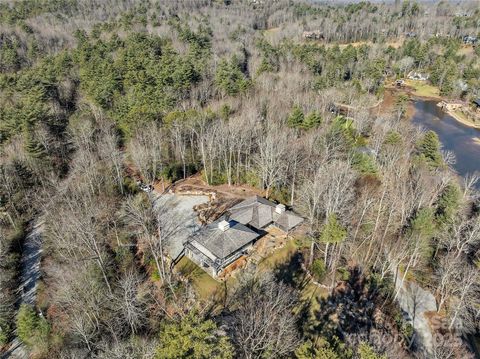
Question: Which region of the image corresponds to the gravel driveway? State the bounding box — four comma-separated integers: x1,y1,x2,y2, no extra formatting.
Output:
153,193,209,260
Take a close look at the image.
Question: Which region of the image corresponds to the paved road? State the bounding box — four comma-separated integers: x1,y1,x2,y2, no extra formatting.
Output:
1,222,43,359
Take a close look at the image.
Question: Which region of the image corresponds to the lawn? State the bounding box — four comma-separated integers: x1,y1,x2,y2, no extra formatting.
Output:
257,236,328,317
257,238,300,272
175,235,328,320
453,110,470,122
174,239,302,300
175,256,222,300
405,79,440,98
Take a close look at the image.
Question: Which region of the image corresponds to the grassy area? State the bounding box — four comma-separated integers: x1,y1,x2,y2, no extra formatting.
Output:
175,239,303,300
257,236,328,322
405,79,440,98
453,110,470,122
175,257,222,299
457,46,474,56
175,236,328,319
257,239,300,272
301,281,328,310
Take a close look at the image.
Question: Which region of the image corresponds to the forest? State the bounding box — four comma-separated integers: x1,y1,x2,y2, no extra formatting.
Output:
0,0,480,358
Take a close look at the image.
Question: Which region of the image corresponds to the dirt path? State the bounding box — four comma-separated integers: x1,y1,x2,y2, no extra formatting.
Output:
2,221,43,359
169,174,263,200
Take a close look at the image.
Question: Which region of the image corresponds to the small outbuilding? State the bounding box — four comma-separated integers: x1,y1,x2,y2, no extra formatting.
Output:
408,71,429,81
302,30,324,40
463,35,478,45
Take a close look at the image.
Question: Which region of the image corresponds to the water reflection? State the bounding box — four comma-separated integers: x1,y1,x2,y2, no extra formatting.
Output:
410,100,480,184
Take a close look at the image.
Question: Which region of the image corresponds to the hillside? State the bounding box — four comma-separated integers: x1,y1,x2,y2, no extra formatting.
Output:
0,1,479,358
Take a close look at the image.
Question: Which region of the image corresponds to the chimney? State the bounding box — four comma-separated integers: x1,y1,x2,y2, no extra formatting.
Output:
275,204,286,214
218,220,230,232
224,211,231,221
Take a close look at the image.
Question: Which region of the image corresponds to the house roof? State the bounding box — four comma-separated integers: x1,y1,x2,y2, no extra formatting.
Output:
229,196,303,231
189,218,259,261
229,196,276,229
274,211,304,230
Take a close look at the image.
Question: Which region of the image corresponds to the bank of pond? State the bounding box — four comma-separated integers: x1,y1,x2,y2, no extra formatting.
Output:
410,99,480,188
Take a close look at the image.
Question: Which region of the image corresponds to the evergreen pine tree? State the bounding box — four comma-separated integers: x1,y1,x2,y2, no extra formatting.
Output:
320,214,347,245
156,312,234,359
358,342,387,359
16,304,38,347
287,105,305,128
418,130,443,167
435,183,461,225
24,126,46,159
303,111,322,129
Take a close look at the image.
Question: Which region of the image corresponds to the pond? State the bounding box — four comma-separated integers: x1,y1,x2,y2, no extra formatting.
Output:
410,99,480,185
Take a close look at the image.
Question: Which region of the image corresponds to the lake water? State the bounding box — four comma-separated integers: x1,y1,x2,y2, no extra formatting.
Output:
410,100,480,183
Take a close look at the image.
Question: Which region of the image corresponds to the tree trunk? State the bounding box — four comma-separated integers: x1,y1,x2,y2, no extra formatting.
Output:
324,242,329,266
309,240,315,267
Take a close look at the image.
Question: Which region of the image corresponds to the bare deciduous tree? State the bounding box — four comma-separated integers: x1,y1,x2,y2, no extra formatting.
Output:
254,123,290,198
129,122,165,189
116,270,148,335
230,272,301,359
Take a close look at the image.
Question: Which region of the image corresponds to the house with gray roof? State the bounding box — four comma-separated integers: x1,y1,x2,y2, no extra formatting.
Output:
183,196,303,277
228,196,304,233
184,217,259,277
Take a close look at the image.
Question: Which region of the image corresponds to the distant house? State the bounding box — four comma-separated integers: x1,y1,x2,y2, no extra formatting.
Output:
405,32,417,38
395,79,405,87
473,99,480,113
456,11,470,17
303,30,324,40
407,71,429,81
438,100,464,112
463,35,477,45
184,196,303,277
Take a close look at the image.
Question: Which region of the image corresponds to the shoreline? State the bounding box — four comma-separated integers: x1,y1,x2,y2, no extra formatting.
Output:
385,86,480,130
443,109,480,130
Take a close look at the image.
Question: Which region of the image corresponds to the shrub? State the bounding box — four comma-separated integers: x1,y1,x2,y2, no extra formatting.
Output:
242,170,260,187
202,169,227,185
394,313,414,342
0,329,8,346
122,176,139,195
269,186,290,204
16,304,49,349
337,267,350,281
311,259,327,282
156,312,234,358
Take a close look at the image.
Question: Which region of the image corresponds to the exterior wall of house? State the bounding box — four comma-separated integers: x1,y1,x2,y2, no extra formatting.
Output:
221,243,253,269
185,242,254,279
185,247,217,277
